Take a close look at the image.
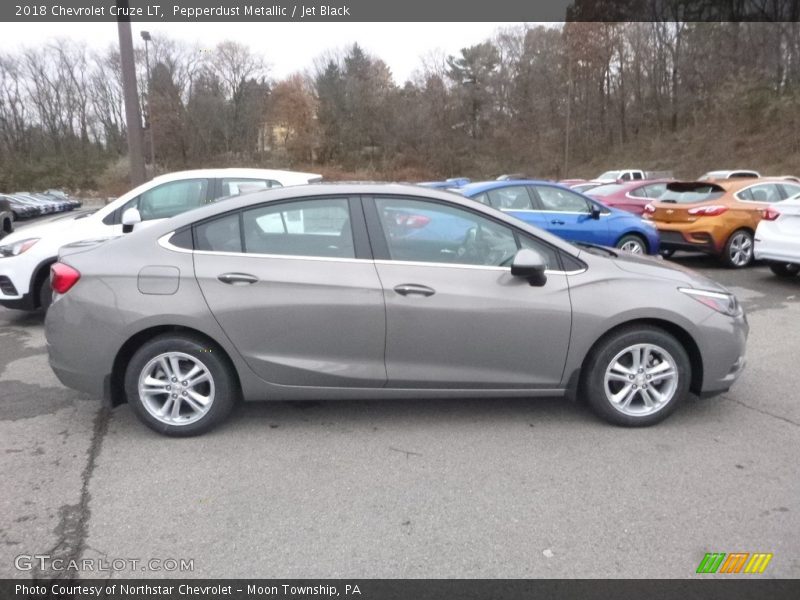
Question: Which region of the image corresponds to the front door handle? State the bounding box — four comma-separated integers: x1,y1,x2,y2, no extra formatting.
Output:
393,284,436,297
218,272,259,285
550,219,565,225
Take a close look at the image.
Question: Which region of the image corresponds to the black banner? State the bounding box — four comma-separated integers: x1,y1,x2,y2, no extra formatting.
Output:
1,0,799,22
2,580,800,600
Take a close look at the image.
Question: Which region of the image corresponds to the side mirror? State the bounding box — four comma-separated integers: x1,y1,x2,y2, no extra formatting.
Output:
590,205,601,220
510,248,547,287
121,207,142,233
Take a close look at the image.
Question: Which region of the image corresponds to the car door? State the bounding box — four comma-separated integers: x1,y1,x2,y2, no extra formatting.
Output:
364,195,573,389
486,185,548,229
530,184,610,245
193,196,387,387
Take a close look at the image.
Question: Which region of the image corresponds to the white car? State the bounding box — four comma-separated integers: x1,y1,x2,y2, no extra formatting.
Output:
0,168,321,311
754,193,800,277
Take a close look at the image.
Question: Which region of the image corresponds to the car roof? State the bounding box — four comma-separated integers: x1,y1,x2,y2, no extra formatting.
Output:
459,179,556,195
148,168,322,185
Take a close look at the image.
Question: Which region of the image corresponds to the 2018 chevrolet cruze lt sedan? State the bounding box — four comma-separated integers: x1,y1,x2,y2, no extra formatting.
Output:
45,184,748,436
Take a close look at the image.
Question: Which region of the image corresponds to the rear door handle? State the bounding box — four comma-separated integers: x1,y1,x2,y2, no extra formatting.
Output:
393,284,436,297
550,219,565,225
218,272,259,285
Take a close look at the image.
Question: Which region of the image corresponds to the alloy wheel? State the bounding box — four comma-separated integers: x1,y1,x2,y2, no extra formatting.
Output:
728,232,753,266
137,352,215,426
603,343,679,417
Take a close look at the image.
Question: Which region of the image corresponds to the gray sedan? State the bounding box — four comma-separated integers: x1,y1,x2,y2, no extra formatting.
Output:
45,184,748,436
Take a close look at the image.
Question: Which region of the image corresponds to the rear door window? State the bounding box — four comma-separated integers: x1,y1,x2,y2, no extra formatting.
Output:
737,184,781,203
220,178,282,198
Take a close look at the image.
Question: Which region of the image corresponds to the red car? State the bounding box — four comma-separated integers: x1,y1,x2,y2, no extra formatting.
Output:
586,179,673,215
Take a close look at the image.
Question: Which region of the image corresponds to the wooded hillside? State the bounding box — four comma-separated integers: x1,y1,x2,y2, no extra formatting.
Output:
1,22,798,193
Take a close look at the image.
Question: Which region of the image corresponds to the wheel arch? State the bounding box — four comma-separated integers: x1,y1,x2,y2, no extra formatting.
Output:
109,325,241,407
577,317,703,395
615,231,649,253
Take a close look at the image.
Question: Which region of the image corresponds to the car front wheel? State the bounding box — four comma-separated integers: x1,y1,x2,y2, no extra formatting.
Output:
582,326,691,426
768,261,800,278
124,334,238,436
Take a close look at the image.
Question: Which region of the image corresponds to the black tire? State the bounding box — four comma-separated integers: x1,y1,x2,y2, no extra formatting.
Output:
616,234,647,254
124,334,238,436
37,273,53,312
581,325,691,427
721,229,754,268
659,249,676,259
768,261,800,278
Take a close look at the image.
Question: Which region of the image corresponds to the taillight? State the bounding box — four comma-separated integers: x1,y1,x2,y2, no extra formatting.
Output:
50,263,81,294
644,204,655,213
761,207,781,221
395,214,431,228
688,205,728,217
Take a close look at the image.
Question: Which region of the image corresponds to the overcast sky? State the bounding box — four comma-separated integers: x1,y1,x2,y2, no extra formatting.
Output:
0,22,542,83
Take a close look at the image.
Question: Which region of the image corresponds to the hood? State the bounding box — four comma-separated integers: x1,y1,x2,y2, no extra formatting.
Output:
0,211,97,245
602,249,729,291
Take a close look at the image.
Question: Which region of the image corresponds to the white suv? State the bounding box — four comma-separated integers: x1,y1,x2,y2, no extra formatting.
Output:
0,168,321,311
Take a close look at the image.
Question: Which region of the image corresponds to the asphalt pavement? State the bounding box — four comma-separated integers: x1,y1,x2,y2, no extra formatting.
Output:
1,250,798,579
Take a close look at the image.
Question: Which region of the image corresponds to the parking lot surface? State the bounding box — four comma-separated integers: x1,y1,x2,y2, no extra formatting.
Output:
1,250,798,579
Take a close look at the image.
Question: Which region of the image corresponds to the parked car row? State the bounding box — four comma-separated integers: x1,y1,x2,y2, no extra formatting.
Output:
0,190,81,219
421,169,800,273
0,167,759,435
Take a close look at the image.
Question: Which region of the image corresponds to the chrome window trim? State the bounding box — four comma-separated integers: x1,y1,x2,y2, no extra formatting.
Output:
502,208,609,217
159,233,586,275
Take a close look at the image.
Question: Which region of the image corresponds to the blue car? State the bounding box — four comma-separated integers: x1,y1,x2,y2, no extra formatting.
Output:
459,180,660,254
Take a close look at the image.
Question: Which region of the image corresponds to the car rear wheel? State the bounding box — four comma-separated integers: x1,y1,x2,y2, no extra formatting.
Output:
581,326,690,427
768,261,800,278
616,234,647,254
722,229,754,268
124,334,238,436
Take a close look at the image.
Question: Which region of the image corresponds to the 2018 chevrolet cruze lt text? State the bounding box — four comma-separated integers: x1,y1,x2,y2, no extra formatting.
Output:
45,184,748,436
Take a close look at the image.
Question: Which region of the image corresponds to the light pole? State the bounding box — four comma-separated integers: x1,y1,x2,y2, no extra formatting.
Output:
140,30,156,176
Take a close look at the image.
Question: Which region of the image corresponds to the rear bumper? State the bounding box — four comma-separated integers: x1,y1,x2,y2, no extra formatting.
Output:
753,235,800,264
650,220,729,254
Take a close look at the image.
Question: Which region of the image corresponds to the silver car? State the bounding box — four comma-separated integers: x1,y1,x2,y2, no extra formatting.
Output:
45,184,748,436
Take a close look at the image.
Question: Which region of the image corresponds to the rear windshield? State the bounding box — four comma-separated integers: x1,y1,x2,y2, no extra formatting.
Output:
660,184,725,204
586,183,625,197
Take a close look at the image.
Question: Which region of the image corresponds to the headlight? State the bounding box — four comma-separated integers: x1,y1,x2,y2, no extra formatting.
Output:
641,220,657,228
679,287,742,317
0,238,40,257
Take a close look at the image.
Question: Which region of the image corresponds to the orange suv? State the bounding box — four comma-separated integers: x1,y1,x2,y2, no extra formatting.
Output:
644,178,800,267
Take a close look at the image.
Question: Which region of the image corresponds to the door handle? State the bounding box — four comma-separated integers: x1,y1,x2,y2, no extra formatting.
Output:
393,284,436,297
550,219,565,225
217,272,259,285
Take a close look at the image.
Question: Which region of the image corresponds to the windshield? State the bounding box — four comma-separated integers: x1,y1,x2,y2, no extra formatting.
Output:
587,183,626,197
660,184,725,204
597,171,620,180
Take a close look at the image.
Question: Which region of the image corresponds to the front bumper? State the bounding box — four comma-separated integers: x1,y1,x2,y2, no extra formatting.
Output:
697,309,749,396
